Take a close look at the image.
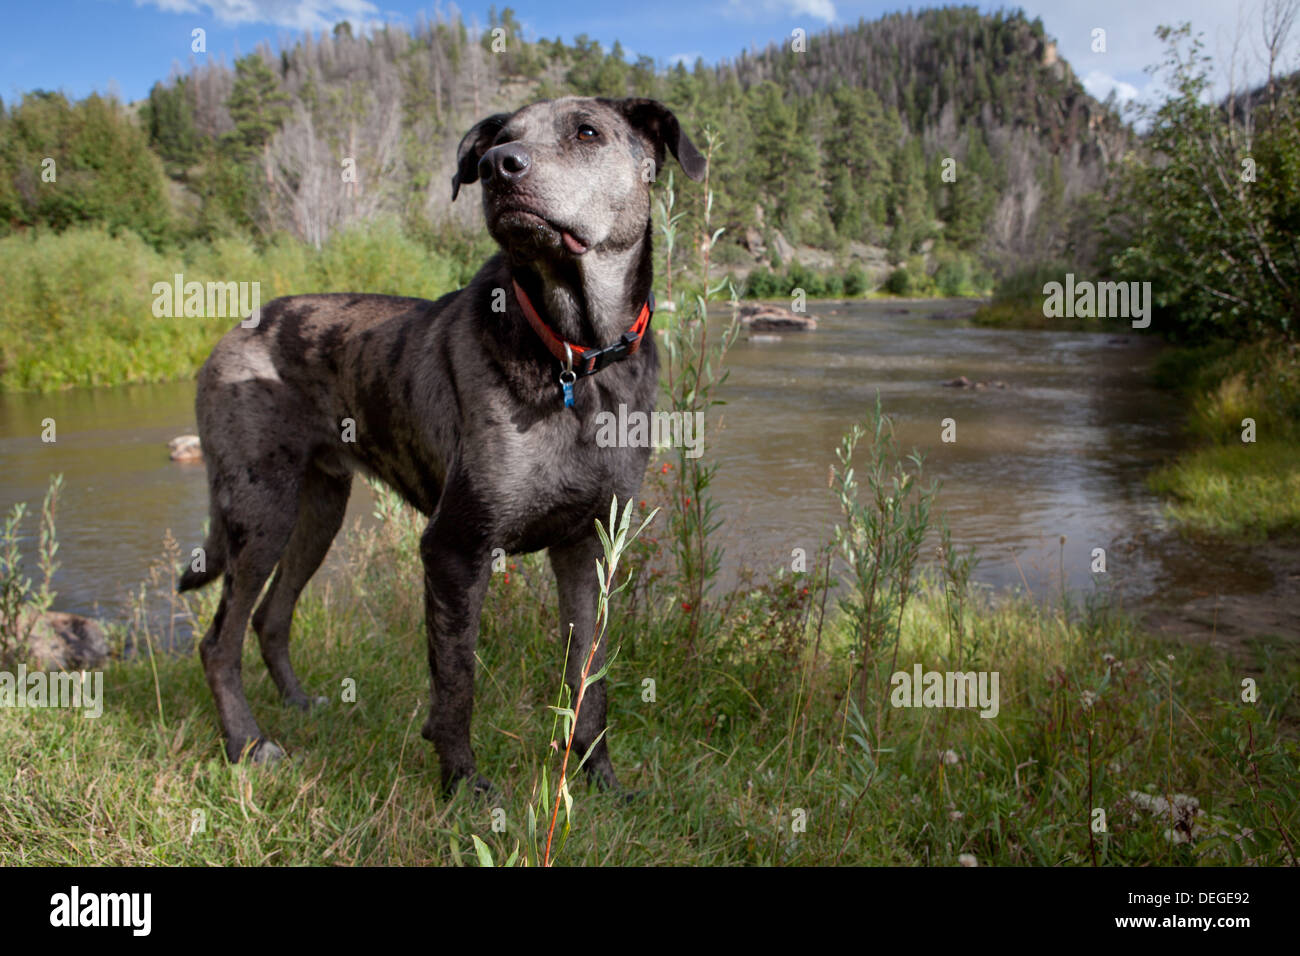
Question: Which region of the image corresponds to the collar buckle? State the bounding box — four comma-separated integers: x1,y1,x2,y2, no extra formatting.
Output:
581,329,641,376
511,278,653,405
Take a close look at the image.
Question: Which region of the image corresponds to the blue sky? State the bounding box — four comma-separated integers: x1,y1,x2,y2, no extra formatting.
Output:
0,0,1266,110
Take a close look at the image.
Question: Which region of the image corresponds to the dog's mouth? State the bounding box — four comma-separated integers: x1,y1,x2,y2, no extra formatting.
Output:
494,207,590,256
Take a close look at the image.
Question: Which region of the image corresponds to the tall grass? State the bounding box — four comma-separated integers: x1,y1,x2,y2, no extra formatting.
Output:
1149,340,1300,538
0,475,62,668
971,260,1109,331
476,497,660,868
0,219,476,391
657,129,741,650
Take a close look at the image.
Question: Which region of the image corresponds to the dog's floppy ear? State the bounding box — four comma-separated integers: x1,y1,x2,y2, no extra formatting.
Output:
451,112,512,201
607,98,707,183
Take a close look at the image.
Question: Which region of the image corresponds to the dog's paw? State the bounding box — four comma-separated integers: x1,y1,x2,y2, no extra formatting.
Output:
613,787,645,806
588,775,640,805
250,739,287,764
286,692,329,711
444,773,501,803
583,762,620,793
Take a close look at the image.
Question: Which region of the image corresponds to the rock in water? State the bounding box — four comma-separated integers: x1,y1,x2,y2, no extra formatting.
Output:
942,376,1008,389
27,612,110,669
738,303,817,331
169,435,203,462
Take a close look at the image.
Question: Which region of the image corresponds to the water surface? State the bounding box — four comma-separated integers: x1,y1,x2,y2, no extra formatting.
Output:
0,300,1286,640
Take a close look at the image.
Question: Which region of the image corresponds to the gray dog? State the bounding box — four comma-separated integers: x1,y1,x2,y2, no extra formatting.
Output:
179,97,705,793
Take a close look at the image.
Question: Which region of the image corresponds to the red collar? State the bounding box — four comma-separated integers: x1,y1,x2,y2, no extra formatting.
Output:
512,279,654,377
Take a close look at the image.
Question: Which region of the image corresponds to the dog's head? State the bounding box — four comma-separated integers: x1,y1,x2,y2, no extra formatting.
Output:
451,97,705,261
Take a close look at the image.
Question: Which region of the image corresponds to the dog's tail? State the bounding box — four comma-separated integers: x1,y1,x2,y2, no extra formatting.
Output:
178,505,227,592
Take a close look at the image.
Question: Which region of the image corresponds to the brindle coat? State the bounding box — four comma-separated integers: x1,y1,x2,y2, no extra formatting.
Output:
179,97,705,793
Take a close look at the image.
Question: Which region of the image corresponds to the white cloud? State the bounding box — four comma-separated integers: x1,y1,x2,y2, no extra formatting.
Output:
134,0,382,33
723,0,837,24
788,0,836,22
144,0,201,12
1020,0,1298,100
668,51,703,66
1082,69,1141,104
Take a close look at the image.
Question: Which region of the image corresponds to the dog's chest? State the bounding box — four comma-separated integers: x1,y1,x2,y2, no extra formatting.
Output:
476,404,648,553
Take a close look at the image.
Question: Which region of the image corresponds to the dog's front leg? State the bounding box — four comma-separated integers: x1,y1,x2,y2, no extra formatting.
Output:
550,534,620,791
418,510,494,795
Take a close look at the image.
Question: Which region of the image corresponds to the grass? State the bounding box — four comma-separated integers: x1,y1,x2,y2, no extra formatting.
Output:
970,298,1112,331
971,261,1115,331
1,443,1296,866
1149,340,1300,540
1149,441,1300,540
0,220,489,392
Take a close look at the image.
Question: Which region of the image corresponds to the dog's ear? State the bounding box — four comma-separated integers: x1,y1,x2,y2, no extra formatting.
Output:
607,98,707,183
451,112,512,201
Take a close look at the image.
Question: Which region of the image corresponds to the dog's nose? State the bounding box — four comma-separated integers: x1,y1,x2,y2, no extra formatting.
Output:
479,143,531,186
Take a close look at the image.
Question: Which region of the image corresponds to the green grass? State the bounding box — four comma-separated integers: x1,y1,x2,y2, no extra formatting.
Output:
970,261,1124,331
1,483,1295,866
0,221,484,392
1150,440,1300,540
1149,340,1300,540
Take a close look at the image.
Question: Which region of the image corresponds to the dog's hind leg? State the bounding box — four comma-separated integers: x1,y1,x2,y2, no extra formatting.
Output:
199,488,300,763
550,533,619,791
252,466,352,710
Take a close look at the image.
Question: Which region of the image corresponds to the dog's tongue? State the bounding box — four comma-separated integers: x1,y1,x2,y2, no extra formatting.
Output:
561,231,588,255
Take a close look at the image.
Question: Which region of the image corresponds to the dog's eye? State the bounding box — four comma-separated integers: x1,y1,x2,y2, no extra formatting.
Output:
577,124,599,142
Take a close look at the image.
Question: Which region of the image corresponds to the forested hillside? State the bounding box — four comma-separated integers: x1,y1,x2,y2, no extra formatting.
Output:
0,6,1130,291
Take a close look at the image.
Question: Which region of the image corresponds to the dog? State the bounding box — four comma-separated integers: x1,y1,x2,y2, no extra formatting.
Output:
178,97,706,794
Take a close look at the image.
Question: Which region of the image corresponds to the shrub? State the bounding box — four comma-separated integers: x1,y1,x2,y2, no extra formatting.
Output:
744,266,782,299
843,266,869,297
933,255,971,296
884,267,914,295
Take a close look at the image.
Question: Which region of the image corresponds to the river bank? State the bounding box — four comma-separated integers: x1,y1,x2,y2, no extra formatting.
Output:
3,304,1296,866
2,470,1296,866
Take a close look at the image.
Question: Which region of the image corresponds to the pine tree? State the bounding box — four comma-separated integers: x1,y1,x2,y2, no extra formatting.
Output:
943,127,998,249
824,87,889,240
223,53,290,163
141,80,198,172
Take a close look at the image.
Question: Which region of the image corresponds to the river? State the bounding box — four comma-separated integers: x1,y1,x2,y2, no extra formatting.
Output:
1,299,1292,646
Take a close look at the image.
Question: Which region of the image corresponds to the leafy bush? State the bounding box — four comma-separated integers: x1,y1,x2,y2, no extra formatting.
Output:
744,266,783,299
989,260,1074,304
933,252,972,296
711,239,751,266
0,92,173,245
884,267,915,295
1106,26,1300,343
843,266,869,297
